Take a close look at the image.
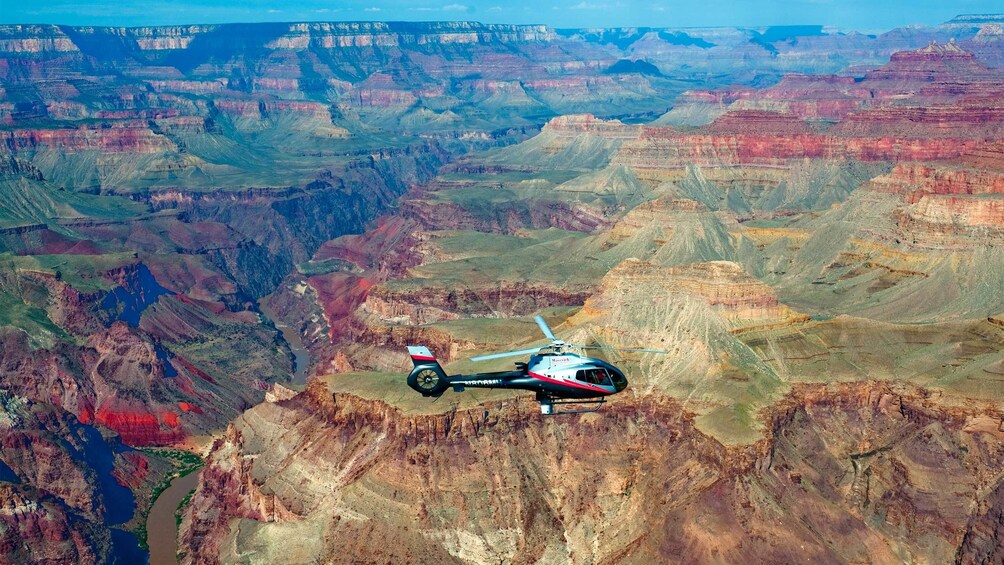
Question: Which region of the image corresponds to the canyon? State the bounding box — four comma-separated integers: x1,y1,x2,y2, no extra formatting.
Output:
1,14,1003,565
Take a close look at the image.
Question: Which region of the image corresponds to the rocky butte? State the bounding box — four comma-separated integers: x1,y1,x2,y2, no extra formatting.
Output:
0,14,1003,565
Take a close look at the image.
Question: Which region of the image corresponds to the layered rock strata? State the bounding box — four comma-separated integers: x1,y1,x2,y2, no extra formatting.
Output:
179,381,1004,564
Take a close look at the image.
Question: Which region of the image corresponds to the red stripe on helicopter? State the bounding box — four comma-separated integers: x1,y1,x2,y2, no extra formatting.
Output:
528,371,611,394
411,355,438,362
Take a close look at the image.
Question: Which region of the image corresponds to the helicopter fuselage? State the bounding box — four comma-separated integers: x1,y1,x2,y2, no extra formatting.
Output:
406,316,662,414
407,346,628,401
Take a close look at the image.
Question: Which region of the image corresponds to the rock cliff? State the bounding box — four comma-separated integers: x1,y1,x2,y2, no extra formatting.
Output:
179,382,1004,564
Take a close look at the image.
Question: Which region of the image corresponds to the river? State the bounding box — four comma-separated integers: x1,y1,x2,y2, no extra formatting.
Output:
147,469,202,565
257,298,311,386
144,319,307,564
275,322,310,385
143,318,307,564
143,310,309,563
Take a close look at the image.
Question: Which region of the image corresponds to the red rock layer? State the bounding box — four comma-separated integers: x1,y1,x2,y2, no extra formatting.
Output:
867,158,1004,244
313,216,423,274
874,163,1004,200
0,121,174,153
705,109,814,135
616,123,983,168
830,104,1004,138
0,264,284,447
0,392,161,563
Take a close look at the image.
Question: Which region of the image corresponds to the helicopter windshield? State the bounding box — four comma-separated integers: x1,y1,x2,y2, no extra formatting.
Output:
609,368,628,392
576,368,612,386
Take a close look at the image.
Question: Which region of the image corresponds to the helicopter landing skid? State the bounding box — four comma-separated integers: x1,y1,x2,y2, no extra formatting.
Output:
538,397,606,415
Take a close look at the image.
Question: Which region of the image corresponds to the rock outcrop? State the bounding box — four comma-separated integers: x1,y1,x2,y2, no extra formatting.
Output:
179,381,1004,564
363,282,596,326
955,479,1004,565
583,259,808,334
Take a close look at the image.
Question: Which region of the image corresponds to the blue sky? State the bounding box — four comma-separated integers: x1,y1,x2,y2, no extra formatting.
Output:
3,0,1001,32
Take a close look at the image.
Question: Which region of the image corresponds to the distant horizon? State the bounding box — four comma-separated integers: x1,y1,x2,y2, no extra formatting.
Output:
5,1,1004,35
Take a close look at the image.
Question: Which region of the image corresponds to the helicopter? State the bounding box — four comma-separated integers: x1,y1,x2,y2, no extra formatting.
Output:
406,315,668,414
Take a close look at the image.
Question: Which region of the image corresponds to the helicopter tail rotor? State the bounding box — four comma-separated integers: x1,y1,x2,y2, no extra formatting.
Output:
406,346,450,397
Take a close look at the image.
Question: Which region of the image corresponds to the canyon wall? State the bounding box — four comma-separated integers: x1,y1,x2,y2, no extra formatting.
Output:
180,382,1004,564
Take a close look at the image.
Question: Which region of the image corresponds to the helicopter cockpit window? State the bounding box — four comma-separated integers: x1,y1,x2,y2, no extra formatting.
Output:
576,368,612,386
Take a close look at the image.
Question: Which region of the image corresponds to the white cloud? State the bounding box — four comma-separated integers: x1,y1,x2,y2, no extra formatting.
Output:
364,6,382,11
489,5,503,11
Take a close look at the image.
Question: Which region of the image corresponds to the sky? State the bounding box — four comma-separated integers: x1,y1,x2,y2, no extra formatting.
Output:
3,0,1001,32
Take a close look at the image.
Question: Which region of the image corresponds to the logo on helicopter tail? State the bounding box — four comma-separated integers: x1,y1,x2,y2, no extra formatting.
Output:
467,379,503,386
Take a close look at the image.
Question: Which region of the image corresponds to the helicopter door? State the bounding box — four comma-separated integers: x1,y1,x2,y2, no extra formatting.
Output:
576,368,612,387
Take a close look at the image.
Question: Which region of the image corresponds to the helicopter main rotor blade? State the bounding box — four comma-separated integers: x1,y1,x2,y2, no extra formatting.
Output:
573,345,671,354
470,346,545,362
534,315,556,341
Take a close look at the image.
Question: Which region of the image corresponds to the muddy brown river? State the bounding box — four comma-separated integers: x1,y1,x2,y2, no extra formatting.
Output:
146,308,309,563
147,469,202,565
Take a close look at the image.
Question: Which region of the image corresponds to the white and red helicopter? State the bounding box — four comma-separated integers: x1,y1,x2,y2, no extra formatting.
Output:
406,316,667,414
